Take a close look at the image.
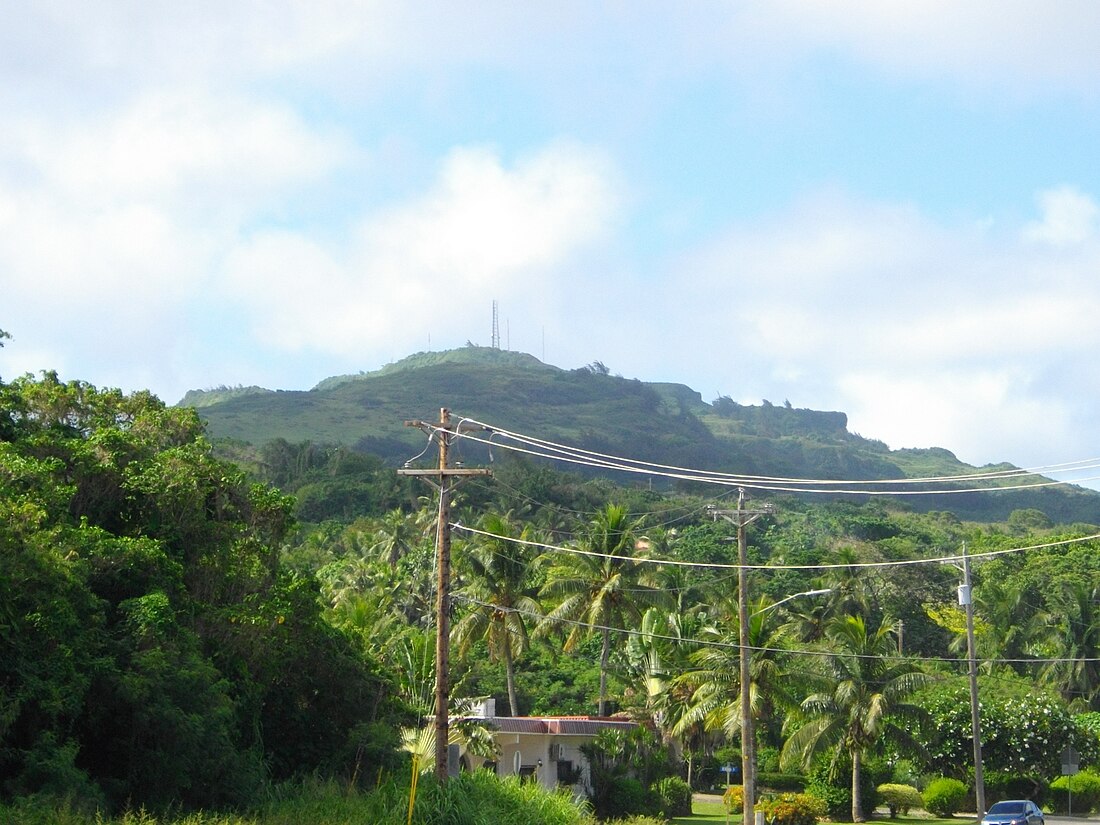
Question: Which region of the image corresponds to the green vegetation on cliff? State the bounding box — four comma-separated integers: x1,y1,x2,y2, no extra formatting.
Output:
186,347,1100,524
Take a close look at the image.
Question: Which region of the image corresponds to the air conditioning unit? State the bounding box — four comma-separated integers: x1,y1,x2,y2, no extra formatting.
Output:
548,743,562,762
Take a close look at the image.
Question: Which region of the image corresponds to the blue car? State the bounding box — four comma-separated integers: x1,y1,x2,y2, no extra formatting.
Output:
981,800,1044,825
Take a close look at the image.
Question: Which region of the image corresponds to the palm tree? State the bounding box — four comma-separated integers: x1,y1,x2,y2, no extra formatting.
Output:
674,594,803,760
539,504,668,716
623,558,711,787
785,550,879,645
452,512,542,716
822,547,878,619
321,507,436,624
781,614,930,823
625,605,702,737
1039,580,1100,710
372,507,421,567
951,575,1044,675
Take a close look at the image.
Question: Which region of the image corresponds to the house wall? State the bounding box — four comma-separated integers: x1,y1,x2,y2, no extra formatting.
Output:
494,733,595,793
456,707,636,798
467,733,594,794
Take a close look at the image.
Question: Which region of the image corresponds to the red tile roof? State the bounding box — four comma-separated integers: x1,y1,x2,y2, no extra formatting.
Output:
487,716,637,736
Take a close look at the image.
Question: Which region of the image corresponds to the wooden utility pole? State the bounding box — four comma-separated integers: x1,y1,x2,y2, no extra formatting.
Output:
961,542,986,816
709,490,775,825
943,542,985,815
398,409,490,782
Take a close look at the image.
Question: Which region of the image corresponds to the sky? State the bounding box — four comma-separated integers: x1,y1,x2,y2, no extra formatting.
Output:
2,1,1099,479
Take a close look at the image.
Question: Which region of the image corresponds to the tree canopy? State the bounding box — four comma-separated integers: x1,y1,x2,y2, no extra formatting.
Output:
0,373,402,810
7,364,1100,818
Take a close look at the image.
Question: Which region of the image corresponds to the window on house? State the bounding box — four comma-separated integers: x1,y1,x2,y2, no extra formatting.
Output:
557,760,578,785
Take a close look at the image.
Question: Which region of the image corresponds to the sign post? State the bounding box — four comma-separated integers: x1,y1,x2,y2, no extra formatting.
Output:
1062,746,1080,815
720,764,739,825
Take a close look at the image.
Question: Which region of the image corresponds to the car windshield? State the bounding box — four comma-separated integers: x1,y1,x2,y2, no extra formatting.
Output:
989,803,1026,815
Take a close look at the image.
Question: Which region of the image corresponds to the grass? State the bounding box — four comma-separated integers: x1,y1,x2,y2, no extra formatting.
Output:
669,802,970,825
671,798,731,823
0,773,595,825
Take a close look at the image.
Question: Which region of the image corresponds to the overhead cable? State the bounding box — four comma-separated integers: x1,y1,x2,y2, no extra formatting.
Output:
452,522,1100,571
446,416,1100,489
435,420,1100,495
453,595,1100,667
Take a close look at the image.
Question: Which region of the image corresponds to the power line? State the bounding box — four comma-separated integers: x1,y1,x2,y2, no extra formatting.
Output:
453,595,1100,667
465,473,729,526
453,522,1100,572
444,424,1100,495
445,415,1100,492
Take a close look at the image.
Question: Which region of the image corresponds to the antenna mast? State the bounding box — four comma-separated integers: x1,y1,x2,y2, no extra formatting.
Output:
491,300,500,349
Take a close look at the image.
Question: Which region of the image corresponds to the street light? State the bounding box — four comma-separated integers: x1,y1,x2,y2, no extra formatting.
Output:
710,496,833,825
742,585,832,825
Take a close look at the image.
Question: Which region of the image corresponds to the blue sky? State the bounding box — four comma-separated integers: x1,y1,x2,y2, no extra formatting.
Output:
2,1,1099,483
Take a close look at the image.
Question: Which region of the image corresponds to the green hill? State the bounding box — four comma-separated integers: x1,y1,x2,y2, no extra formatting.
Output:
184,346,1100,524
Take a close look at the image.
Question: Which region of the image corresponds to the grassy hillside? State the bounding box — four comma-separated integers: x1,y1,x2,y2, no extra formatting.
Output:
185,346,1100,524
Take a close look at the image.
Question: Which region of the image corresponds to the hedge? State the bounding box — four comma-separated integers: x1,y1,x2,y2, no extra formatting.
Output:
876,784,923,817
923,778,968,816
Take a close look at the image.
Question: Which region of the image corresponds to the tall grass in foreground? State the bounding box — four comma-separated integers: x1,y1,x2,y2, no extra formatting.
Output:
0,771,595,825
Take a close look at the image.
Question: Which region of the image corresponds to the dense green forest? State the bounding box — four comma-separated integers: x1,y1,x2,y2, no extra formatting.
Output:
6,356,1100,823
0,372,406,813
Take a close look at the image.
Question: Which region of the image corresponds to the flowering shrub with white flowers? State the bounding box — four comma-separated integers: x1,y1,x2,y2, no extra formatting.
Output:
918,679,1097,778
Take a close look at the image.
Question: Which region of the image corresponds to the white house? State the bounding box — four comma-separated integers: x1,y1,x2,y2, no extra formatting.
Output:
458,698,638,794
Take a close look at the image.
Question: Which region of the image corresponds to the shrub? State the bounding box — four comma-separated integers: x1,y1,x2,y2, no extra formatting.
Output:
651,776,692,817
804,757,883,820
759,773,807,793
411,771,593,825
923,777,968,816
758,746,782,773
606,777,650,818
919,678,1098,778
805,774,849,820
889,759,921,787
984,770,1047,807
581,727,676,819
687,751,719,791
877,783,924,817
756,792,828,825
714,746,741,766
1050,770,1100,814
724,784,744,813
0,772,595,825
1075,711,1100,738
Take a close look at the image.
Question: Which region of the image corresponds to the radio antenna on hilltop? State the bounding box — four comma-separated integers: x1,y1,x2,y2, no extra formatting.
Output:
491,300,500,350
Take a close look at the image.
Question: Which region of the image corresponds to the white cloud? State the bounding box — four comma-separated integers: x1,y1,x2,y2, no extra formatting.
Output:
638,185,1100,468
743,1,1100,98
12,91,348,211
0,84,353,395
839,368,1068,462
1023,186,1100,246
363,145,617,282
2,3,387,91
221,142,620,354
0,85,350,308
11,1,1100,116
